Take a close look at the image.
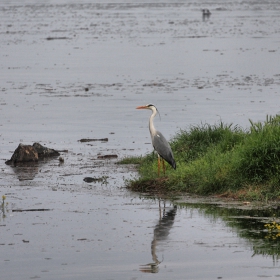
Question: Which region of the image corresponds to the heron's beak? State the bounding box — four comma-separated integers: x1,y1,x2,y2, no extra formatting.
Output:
136,105,147,109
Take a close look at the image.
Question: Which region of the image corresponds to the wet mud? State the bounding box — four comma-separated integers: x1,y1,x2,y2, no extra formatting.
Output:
1,0,280,279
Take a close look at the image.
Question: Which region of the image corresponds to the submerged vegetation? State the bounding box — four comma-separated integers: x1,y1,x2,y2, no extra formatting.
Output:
122,114,280,201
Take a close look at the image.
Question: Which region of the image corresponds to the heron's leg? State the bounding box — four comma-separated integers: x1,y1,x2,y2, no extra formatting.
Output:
157,155,161,176
162,159,166,175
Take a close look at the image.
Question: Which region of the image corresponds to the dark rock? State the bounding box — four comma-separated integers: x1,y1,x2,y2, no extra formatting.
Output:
33,142,60,157
5,144,38,165
83,177,103,183
5,142,60,165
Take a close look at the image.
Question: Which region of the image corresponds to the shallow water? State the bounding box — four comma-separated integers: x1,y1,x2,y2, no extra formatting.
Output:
2,185,280,279
1,0,280,279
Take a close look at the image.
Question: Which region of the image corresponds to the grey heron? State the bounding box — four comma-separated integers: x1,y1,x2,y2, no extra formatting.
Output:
136,104,176,176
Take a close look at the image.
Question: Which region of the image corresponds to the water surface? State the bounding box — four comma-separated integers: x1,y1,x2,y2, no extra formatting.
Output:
1,0,280,279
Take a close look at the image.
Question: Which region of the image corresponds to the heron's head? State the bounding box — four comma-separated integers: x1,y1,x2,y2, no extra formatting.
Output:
136,104,161,120
136,104,157,112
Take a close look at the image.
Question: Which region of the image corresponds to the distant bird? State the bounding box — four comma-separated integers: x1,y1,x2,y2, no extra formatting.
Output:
136,104,176,176
202,9,211,21
202,9,211,16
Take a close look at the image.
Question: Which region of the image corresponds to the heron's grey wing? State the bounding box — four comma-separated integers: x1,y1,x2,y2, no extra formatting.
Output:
152,131,176,169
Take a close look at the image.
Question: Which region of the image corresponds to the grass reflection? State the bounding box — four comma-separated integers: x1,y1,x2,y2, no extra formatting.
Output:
178,202,280,263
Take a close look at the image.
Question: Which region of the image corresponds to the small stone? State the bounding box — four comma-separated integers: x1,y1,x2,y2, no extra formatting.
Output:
59,157,64,163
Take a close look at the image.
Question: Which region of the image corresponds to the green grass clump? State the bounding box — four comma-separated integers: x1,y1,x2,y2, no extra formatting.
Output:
117,156,143,165
126,114,280,201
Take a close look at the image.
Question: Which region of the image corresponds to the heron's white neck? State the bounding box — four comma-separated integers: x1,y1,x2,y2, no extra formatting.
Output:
149,107,157,137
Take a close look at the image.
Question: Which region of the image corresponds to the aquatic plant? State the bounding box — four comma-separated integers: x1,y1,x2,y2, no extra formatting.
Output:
264,221,280,240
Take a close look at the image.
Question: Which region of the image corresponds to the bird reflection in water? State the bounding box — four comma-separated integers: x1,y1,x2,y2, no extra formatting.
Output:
140,200,177,273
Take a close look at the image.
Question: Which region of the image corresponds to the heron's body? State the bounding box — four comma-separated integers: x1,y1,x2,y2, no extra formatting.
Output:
136,104,176,175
